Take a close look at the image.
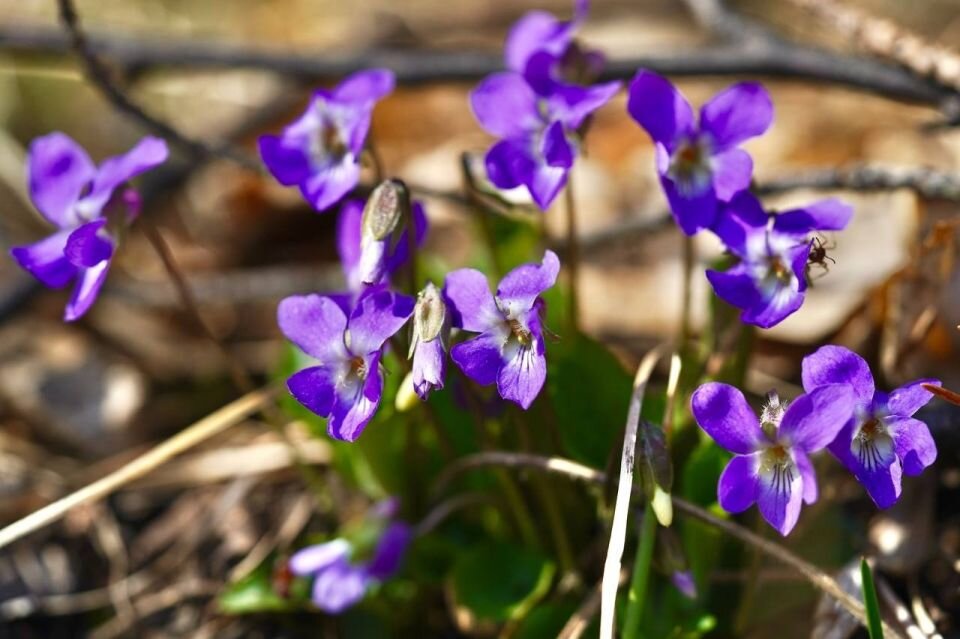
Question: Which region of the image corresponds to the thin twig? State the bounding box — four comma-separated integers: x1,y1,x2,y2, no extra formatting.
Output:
558,568,629,639
440,449,904,638
600,345,668,638
757,165,960,201
0,386,277,551
55,0,259,169
2,21,950,108
563,178,581,333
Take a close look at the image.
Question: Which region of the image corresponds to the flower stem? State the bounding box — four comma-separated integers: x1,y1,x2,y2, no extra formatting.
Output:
621,502,657,639
564,178,581,333
680,234,695,352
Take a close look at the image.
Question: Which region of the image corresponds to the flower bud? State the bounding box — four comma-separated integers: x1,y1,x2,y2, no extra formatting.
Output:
410,282,447,354
362,179,409,242
395,371,419,412
637,419,673,525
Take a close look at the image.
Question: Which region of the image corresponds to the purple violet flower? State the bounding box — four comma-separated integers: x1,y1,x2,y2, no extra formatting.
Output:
671,570,697,600
409,282,449,400
336,197,428,297
289,503,411,614
707,191,853,328
445,250,559,409
10,132,168,321
691,382,855,535
627,70,773,235
278,288,414,441
470,28,620,212
801,345,940,508
258,69,394,212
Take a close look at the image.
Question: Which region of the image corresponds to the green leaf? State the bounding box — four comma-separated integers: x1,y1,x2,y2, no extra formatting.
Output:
219,564,292,614
449,542,556,623
860,558,884,639
514,602,578,639
546,331,633,467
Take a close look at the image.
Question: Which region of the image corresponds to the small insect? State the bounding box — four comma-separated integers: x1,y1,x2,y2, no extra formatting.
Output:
806,236,836,279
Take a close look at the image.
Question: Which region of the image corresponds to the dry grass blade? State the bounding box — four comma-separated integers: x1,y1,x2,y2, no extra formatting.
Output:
0,386,277,551
600,345,667,639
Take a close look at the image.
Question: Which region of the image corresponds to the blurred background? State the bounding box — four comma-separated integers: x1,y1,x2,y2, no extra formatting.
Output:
0,0,959,637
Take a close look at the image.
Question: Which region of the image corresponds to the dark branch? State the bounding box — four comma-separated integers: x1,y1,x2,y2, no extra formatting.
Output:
757,165,960,201
1,21,951,108
54,0,260,170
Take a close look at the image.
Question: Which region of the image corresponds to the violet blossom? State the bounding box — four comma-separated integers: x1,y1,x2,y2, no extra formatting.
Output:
289,499,411,614
471,5,620,212
627,70,773,235
706,191,852,328
445,250,559,409
691,382,854,535
278,288,414,441
408,282,449,400
10,132,168,321
801,345,940,508
259,69,394,212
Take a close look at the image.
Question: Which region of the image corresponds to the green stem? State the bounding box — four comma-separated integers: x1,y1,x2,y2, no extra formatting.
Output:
564,178,580,334
680,234,695,353
622,502,657,639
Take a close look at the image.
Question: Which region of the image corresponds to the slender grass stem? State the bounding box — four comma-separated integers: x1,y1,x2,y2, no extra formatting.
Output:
564,178,580,333
621,502,657,639
680,234,696,352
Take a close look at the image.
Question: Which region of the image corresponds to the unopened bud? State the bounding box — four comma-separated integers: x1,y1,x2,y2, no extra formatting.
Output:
637,419,673,523
411,283,446,350
362,179,409,242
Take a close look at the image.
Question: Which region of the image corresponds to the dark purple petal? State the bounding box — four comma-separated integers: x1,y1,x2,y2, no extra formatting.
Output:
828,425,902,508
801,345,875,404
496,250,560,317
413,337,446,399
887,379,938,417
64,220,113,268
794,449,818,505
451,331,505,386
661,176,717,236
277,294,349,363
83,136,168,213
340,106,376,156
700,83,773,152
717,454,760,513
550,81,621,129
333,68,395,103
756,457,803,536
27,132,96,228
541,121,573,168
505,11,571,72
444,268,501,332
773,198,853,234
258,134,313,187
627,70,694,153
299,159,361,212
711,148,753,201
328,355,383,442
497,337,547,409
288,365,338,417
470,72,540,138
364,522,412,580
311,559,369,613
740,283,804,329
347,289,415,355
10,230,77,288
289,539,351,576
64,260,110,321
890,416,936,476
705,266,760,312
779,383,855,452
486,139,535,190
690,382,763,454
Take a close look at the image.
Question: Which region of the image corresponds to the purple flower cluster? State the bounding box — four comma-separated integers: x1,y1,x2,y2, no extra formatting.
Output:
693,344,939,535
627,71,853,328
10,133,168,321
470,0,620,209
289,498,411,613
